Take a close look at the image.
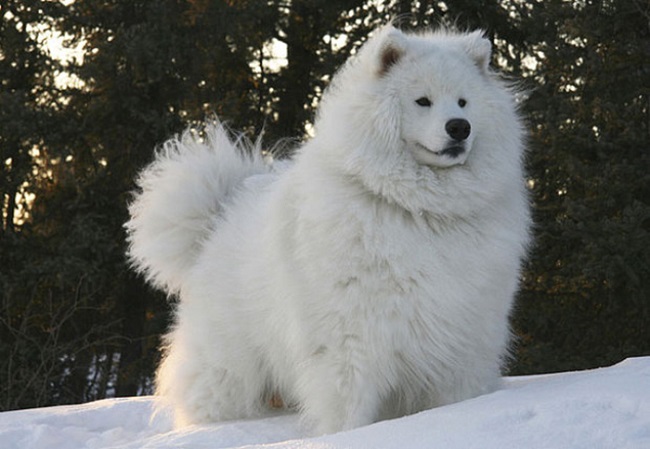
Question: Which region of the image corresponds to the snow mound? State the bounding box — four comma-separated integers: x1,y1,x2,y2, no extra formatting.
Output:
1,357,649,449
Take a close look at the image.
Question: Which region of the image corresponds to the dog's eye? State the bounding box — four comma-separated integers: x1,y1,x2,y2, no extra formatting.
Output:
415,97,432,107
458,98,467,108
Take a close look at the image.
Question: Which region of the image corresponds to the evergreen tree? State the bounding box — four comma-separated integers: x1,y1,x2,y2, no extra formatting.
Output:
0,0,61,236
0,0,115,409
57,0,281,398
512,0,650,373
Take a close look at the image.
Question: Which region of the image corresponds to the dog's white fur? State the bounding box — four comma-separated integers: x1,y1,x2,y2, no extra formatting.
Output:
126,26,530,435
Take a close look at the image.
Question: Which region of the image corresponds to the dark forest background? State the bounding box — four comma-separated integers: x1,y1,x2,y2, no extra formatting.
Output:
1,0,648,411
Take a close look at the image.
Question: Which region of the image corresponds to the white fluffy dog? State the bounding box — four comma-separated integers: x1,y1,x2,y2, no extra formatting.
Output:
126,26,531,434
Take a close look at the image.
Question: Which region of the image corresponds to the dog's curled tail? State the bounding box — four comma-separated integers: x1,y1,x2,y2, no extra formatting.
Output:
125,121,269,296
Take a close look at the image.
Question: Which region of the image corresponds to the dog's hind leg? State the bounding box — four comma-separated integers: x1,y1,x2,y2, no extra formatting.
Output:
156,333,269,427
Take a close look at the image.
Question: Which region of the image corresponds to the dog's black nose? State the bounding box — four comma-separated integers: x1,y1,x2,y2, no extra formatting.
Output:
446,119,471,141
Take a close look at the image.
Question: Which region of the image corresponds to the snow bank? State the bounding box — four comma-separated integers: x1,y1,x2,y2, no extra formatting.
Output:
1,357,649,449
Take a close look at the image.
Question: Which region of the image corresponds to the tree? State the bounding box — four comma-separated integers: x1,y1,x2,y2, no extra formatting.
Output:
511,0,650,373
0,0,124,409
0,0,61,236
55,0,284,398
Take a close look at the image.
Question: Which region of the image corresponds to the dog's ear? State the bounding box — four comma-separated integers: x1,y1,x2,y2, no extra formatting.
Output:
461,30,492,73
376,27,407,77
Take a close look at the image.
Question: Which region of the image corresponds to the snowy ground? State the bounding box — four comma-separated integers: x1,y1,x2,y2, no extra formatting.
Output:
1,357,649,449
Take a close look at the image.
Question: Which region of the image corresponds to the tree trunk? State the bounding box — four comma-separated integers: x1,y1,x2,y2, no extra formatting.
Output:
115,272,148,397
273,0,322,141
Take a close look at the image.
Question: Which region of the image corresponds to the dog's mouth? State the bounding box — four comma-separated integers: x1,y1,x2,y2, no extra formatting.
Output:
439,145,465,158
415,142,466,158
409,141,470,168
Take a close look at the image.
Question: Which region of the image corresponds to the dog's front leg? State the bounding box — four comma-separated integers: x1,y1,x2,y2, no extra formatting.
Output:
297,341,382,435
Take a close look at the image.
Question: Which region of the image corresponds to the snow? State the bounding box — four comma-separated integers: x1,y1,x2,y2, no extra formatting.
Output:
1,357,649,449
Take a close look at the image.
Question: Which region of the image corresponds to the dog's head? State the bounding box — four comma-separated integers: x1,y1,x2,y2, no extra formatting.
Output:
313,26,524,213
369,27,495,169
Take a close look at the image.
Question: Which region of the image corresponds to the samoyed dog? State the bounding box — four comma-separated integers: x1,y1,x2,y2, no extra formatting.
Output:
126,26,530,434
